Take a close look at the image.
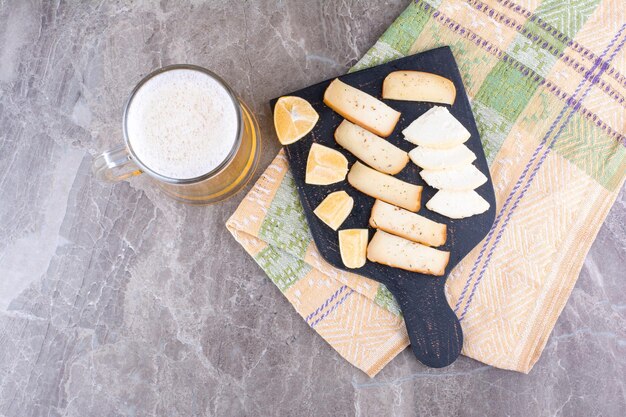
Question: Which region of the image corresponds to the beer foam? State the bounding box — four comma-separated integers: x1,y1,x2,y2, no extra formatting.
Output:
126,69,239,180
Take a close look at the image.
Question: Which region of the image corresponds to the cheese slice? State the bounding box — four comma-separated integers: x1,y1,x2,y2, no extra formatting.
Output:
420,164,487,191
366,230,449,276
334,120,408,175
369,200,446,247
382,71,456,104
426,190,490,219
338,229,368,269
324,79,400,137
347,161,422,212
314,191,354,230
408,144,476,170
402,106,470,148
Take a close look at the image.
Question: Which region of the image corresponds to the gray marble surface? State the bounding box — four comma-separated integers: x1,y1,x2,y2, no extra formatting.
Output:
0,1,624,416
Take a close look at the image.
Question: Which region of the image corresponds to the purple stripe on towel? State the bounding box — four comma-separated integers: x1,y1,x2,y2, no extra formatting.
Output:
455,29,611,313
417,1,626,144
310,290,355,328
305,285,347,323
459,25,626,321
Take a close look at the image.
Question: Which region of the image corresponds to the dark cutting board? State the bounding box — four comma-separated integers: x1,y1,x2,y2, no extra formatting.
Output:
270,46,496,368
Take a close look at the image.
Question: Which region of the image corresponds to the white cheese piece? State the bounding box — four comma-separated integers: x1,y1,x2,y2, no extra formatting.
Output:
426,190,490,219
420,164,487,191
408,144,476,170
324,79,400,137
366,230,449,276
402,106,470,148
347,161,422,212
369,200,446,247
334,119,408,175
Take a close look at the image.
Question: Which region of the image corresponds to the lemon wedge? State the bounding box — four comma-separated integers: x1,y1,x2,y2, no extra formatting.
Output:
313,191,354,230
305,143,348,185
273,96,319,145
338,229,368,269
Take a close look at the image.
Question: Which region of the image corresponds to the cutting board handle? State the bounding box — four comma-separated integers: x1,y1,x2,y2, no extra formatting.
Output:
387,277,463,368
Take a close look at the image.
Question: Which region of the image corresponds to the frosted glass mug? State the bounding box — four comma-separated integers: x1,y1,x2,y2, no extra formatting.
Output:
92,64,261,204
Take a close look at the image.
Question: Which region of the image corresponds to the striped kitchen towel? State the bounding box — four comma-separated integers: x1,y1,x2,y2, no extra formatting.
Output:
227,0,626,376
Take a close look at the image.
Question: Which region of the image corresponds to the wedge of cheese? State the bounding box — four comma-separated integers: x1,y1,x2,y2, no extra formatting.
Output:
382,71,456,104
347,161,422,212
409,144,476,170
324,79,400,137
334,120,408,175
420,164,487,191
314,191,354,230
367,230,449,276
403,106,470,148
426,190,490,219
338,229,368,269
369,200,446,247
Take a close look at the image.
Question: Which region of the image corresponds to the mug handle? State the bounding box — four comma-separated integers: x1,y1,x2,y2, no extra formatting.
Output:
92,144,142,182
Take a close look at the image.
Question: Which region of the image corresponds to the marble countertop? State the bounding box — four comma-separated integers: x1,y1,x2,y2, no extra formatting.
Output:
1,1,624,416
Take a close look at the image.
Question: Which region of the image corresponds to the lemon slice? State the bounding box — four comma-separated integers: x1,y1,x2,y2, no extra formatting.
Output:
338,229,368,269
305,143,348,185
273,96,319,145
313,191,354,230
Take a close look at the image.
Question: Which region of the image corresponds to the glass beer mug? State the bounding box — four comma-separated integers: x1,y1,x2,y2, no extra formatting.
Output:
92,64,260,204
